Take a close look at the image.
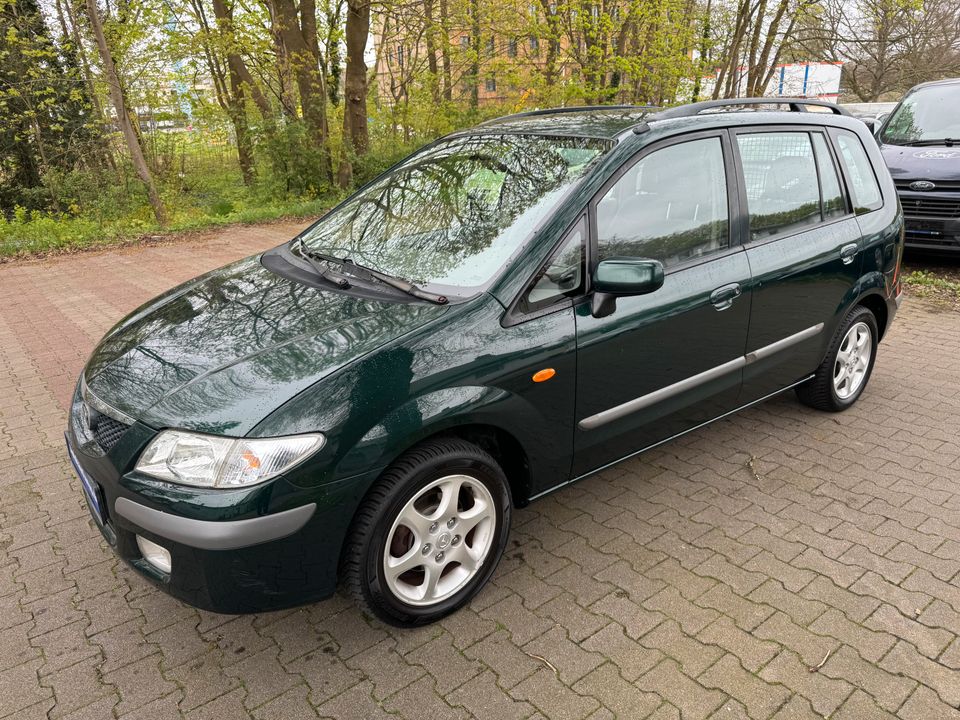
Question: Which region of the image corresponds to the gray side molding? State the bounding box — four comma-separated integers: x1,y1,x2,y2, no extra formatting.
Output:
578,323,825,431
115,498,316,551
745,323,824,364
579,356,746,430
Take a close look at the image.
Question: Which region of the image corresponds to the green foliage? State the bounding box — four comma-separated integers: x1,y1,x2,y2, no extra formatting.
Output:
903,269,960,296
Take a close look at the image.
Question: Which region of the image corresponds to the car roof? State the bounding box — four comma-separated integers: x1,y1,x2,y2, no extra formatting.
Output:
472,99,859,142
475,106,658,139
906,77,960,92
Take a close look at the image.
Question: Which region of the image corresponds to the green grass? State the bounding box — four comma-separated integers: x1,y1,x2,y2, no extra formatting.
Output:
902,269,960,304
0,197,335,258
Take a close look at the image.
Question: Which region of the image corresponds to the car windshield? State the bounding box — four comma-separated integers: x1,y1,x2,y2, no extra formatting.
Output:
297,133,611,293
880,84,960,145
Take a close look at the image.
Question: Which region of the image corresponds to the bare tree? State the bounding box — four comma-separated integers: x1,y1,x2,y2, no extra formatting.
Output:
84,0,167,224
798,0,960,101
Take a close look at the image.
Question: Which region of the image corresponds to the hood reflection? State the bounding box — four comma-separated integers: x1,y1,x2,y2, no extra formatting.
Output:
84,256,446,434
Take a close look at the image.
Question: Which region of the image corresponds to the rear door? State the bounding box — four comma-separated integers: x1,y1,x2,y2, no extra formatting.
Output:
572,131,752,476
733,126,864,402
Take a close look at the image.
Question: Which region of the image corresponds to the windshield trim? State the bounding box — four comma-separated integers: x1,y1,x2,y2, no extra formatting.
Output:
288,132,613,299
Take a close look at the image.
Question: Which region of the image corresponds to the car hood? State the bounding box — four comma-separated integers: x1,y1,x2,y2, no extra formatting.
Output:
880,143,960,183
83,254,447,435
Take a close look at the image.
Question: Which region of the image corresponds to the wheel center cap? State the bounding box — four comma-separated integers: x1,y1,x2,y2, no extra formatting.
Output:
437,532,451,550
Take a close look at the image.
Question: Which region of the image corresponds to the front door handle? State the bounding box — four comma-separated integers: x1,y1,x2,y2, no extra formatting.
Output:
840,243,859,265
710,283,742,311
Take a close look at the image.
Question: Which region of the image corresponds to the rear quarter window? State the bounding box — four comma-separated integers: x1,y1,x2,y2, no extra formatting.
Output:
835,131,883,214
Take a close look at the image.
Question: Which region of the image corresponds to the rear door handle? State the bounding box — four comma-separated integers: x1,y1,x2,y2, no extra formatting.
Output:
710,283,742,311
840,243,859,265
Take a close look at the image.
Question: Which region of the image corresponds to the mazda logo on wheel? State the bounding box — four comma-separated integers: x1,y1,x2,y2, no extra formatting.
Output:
909,180,936,191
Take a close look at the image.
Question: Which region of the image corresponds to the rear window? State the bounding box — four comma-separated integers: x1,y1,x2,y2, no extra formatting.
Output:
835,131,882,214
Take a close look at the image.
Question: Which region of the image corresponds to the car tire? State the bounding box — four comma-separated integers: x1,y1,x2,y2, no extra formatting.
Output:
341,438,511,626
796,305,879,412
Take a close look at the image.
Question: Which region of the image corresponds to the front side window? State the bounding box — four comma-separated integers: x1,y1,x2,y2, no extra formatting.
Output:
522,217,585,310
835,131,882,214
737,132,822,240
299,134,610,293
596,137,729,267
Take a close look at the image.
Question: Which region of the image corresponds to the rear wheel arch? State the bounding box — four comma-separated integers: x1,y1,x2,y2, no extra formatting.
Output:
856,292,889,341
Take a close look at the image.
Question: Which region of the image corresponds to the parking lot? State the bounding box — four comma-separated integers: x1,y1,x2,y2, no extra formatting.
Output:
1,223,959,720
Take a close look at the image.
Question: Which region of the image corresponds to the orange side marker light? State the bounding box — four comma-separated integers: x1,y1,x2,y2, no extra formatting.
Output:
532,368,556,383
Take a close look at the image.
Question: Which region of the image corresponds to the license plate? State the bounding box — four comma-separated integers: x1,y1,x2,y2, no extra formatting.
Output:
65,434,104,527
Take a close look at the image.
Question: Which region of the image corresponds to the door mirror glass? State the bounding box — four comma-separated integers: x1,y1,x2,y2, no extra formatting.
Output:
593,258,664,295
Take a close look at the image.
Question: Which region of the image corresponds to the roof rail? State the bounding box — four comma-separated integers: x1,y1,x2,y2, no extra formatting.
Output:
479,104,656,125
650,97,850,121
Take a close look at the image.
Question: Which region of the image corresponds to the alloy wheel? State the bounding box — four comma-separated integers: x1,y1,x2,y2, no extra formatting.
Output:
382,474,496,606
833,321,872,400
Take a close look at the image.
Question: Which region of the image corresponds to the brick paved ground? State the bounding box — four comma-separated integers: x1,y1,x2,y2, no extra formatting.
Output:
1,225,959,719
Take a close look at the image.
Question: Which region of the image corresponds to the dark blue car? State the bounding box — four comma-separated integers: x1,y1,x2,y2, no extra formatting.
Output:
877,78,960,252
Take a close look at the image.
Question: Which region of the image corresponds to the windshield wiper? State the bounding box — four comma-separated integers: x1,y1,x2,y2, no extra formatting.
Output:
294,238,353,289
902,138,957,147
294,240,448,305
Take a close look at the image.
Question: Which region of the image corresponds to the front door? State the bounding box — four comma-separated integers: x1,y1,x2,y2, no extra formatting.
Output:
573,131,752,477
732,127,865,402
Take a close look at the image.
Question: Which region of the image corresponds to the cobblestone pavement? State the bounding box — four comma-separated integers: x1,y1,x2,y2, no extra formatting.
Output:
2,225,960,720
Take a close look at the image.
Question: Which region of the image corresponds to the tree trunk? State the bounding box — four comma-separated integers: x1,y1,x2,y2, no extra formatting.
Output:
268,0,331,179
63,0,117,171
324,0,343,105
338,0,370,188
438,0,452,100
85,0,167,224
424,0,440,100
209,0,256,183
469,0,480,109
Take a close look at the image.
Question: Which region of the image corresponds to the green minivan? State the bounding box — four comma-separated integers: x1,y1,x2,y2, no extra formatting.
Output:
67,99,904,625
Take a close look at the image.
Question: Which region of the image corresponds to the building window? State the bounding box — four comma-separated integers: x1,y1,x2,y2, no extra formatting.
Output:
460,35,469,49
530,35,539,53
397,45,404,68
485,77,497,93
487,36,495,54
508,38,518,57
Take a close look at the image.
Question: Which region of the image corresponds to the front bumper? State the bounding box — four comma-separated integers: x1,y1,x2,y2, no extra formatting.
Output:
65,419,371,614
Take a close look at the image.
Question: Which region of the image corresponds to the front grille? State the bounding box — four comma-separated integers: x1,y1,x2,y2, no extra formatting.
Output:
91,413,129,452
897,194,960,219
895,179,960,192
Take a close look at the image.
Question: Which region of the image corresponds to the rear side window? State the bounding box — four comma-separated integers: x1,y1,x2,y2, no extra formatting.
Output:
812,134,846,220
595,137,729,267
737,132,822,240
835,131,882,214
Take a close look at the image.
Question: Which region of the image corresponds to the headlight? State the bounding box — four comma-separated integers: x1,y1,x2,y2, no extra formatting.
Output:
135,430,324,488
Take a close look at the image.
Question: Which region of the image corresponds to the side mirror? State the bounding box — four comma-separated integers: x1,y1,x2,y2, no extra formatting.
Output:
591,258,664,318
861,118,877,135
